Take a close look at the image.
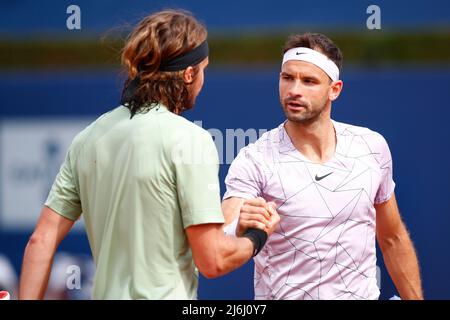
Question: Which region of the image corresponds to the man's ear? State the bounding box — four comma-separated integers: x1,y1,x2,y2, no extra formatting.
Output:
329,80,343,101
183,66,195,84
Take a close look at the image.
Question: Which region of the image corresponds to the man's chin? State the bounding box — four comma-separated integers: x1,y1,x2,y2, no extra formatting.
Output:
287,111,323,124
284,110,309,123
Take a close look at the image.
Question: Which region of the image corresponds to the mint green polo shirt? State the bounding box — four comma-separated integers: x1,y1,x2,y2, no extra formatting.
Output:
45,104,224,299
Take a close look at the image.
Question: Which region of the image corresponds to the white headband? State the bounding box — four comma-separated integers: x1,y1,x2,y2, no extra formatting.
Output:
282,47,340,81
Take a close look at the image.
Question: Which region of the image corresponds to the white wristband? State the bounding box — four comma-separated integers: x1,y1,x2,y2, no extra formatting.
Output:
222,217,239,236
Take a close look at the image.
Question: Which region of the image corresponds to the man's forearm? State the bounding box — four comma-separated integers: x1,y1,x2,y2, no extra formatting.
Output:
214,234,254,277
380,231,423,300
19,237,55,299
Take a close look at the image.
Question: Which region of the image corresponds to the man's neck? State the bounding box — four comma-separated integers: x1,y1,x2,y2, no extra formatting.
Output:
284,115,336,164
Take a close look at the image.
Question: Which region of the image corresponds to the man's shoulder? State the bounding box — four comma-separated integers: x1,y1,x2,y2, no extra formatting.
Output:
234,124,282,165
336,119,386,137
158,109,208,136
244,124,282,151
68,105,126,149
167,119,213,150
334,120,391,154
156,112,216,160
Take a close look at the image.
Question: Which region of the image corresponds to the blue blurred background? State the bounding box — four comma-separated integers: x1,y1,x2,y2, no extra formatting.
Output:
0,0,449,299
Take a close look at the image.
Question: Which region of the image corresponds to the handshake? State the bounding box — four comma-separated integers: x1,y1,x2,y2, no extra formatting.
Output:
236,197,280,237
224,197,280,256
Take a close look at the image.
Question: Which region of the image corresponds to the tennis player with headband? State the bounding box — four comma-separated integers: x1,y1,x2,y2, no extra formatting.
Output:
19,9,279,300
222,33,423,300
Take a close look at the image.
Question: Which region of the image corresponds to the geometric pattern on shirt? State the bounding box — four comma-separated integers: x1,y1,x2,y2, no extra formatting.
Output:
236,122,393,300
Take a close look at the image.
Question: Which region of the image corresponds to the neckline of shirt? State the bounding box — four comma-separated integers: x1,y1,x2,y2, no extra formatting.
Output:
277,119,343,166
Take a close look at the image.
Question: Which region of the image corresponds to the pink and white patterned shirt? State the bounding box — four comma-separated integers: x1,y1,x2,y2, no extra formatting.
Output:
224,120,395,300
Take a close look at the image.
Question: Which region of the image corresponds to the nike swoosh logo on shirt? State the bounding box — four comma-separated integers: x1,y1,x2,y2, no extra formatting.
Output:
315,172,333,181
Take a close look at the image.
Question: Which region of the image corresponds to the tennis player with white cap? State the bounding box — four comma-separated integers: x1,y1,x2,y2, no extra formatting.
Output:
222,33,423,300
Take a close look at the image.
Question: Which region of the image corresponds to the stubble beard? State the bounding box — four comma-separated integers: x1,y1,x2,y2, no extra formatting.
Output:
281,97,326,125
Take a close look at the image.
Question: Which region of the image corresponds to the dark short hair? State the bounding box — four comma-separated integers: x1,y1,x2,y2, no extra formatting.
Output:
283,33,343,71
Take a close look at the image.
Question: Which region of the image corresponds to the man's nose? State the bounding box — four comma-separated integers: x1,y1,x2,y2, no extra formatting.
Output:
288,80,303,97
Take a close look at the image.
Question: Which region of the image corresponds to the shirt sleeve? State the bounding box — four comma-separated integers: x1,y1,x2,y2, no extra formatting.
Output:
223,145,265,200
173,128,224,228
45,147,82,221
374,134,396,204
